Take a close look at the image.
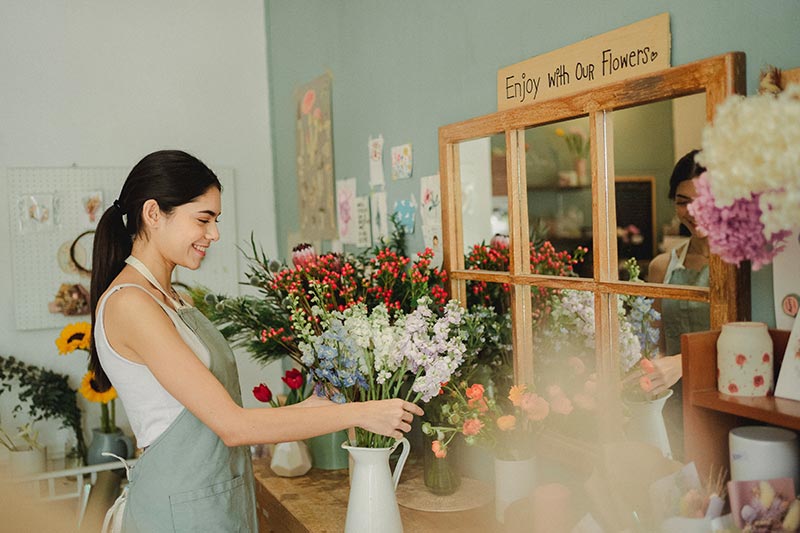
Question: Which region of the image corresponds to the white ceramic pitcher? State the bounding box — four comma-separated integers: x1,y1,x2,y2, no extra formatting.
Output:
342,437,410,533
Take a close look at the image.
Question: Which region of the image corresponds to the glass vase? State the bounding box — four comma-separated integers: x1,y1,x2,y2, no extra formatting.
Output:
423,437,461,496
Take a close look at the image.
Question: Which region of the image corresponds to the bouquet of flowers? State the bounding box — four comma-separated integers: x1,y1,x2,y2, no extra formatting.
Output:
192,220,448,369
423,382,550,461
689,83,800,269
292,293,468,448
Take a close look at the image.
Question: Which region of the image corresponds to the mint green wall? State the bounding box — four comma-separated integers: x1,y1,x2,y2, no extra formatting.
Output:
264,0,800,326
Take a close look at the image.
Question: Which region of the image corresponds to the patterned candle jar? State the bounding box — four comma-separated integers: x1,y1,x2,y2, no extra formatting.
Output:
717,322,774,396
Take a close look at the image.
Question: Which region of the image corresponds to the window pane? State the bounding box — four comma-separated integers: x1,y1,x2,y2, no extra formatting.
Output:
612,92,707,282
524,117,592,278
458,134,509,262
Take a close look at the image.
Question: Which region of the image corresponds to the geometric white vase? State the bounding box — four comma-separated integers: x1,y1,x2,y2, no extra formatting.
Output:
270,440,312,477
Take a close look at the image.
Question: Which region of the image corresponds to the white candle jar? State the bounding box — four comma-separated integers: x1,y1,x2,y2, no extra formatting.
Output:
717,322,773,397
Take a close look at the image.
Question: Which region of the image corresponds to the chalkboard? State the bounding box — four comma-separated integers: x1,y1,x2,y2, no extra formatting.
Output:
615,176,656,260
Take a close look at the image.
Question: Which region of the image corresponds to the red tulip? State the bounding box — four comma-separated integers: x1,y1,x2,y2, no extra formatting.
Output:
282,368,304,390
253,383,273,403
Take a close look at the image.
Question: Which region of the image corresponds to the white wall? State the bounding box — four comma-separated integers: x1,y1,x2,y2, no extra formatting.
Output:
0,0,280,452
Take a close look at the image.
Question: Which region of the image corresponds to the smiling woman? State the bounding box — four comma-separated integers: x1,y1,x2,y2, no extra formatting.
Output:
87,150,423,532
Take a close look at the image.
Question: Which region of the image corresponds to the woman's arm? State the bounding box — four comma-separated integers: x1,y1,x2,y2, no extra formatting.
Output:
104,288,422,446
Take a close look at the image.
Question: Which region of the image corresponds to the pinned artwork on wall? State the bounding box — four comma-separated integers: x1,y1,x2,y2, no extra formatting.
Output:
368,135,385,188
370,191,389,246
393,195,417,234
336,177,357,244
355,196,372,248
16,193,58,233
80,190,103,228
420,174,443,261
391,143,413,181
295,72,337,240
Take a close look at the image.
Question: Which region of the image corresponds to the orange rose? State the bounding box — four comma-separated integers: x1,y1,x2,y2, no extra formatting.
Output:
496,415,517,431
431,440,447,459
465,383,485,401
462,418,484,436
508,384,527,406
520,392,549,421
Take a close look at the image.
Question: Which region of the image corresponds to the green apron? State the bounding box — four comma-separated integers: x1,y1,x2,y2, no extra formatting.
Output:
661,243,710,461
121,257,257,532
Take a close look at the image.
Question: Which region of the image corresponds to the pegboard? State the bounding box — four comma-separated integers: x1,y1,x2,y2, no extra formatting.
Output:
7,166,239,331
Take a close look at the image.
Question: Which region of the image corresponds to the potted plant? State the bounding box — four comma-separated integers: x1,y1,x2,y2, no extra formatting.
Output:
0,355,86,465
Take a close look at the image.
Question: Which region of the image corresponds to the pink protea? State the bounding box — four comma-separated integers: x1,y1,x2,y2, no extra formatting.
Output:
689,172,791,270
490,234,510,250
291,243,317,269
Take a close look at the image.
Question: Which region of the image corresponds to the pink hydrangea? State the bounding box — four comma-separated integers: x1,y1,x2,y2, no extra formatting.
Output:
689,173,791,270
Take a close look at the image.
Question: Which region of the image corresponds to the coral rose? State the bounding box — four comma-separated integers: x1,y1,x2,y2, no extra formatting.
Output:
521,393,549,421
496,415,517,431
508,384,527,407
462,418,484,436
431,440,447,459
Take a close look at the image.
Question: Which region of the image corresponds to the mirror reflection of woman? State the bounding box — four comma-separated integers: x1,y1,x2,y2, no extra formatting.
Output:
646,150,709,458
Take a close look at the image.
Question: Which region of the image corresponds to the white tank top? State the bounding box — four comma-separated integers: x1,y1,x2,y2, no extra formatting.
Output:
95,258,211,448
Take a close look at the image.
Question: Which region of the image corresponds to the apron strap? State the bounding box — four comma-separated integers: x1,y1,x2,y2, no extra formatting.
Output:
125,256,188,309
100,452,132,533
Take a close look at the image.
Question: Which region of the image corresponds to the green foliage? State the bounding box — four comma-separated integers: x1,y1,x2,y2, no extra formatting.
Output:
0,356,87,461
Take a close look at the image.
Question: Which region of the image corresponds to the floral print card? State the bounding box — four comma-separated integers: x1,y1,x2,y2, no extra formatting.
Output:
393,195,417,234
391,143,413,181
336,177,357,244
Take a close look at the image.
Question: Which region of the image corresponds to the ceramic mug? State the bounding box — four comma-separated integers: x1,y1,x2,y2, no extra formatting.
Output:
729,425,800,489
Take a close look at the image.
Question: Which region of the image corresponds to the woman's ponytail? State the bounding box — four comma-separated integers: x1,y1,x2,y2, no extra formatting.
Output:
89,200,132,391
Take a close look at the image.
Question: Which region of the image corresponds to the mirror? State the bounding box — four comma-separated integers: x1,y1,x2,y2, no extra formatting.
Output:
439,54,748,456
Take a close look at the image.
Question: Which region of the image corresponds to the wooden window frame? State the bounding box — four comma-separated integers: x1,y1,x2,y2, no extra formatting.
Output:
438,52,750,446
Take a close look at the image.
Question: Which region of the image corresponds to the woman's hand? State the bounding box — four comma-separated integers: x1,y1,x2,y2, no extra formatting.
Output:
644,354,683,395
356,399,424,440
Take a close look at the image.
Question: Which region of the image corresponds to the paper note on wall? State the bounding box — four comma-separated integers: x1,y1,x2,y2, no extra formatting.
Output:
773,232,800,330
368,135,385,188
393,195,417,234
370,191,389,246
391,143,413,181
355,196,372,248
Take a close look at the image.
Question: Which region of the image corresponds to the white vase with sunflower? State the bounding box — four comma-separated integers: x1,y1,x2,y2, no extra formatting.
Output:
81,370,133,465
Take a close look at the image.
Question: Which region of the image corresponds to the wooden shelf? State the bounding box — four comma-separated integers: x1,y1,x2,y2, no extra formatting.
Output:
692,390,800,431
682,328,793,478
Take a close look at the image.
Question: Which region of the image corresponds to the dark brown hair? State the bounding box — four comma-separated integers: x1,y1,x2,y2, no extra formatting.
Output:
89,150,221,390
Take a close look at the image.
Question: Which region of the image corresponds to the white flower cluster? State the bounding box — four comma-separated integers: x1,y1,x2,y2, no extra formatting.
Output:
698,85,800,238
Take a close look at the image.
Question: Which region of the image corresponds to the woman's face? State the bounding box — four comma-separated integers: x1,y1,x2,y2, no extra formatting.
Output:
674,178,705,237
158,187,222,270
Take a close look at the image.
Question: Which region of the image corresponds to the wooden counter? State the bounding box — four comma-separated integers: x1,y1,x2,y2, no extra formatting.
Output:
253,458,497,532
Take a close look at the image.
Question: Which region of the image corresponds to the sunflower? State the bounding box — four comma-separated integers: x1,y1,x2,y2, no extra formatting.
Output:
79,371,117,404
56,322,91,354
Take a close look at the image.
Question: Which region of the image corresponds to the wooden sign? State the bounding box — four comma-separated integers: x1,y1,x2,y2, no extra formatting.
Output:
497,13,671,111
